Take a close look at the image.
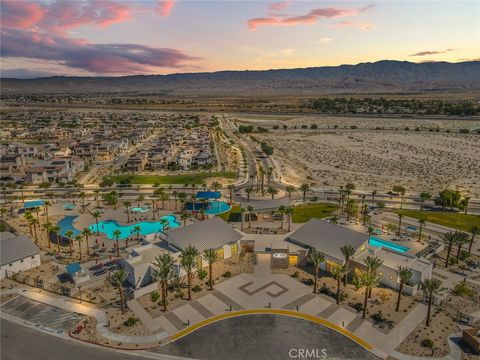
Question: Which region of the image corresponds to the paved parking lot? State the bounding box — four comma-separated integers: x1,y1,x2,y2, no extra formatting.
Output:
1,295,85,334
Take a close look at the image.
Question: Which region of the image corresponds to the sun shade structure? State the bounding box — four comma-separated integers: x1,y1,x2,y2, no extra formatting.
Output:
196,191,222,199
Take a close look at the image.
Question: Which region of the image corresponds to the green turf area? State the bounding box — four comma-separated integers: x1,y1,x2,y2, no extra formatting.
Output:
110,172,237,185
218,205,241,221
398,210,480,232
292,203,338,223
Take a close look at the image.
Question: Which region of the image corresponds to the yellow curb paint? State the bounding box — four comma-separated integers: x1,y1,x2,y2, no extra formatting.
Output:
170,309,373,351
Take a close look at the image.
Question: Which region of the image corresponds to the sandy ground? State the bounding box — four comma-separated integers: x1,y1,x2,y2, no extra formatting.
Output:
243,115,480,196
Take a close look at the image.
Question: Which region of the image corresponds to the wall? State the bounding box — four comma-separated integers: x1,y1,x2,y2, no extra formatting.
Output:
1,254,41,279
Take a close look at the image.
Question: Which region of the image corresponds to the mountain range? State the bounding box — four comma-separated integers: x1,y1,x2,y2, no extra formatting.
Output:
2,60,479,95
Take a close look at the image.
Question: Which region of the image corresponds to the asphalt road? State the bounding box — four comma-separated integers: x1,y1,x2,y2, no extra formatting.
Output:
0,319,183,360
153,314,381,360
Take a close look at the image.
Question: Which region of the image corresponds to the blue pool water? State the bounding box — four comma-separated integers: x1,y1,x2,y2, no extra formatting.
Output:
63,203,76,210
185,200,231,215
57,215,81,237
24,200,45,209
89,215,180,240
131,207,149,213
368,237,410,253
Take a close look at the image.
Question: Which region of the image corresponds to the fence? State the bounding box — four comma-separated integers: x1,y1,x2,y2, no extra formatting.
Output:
5,270,106,306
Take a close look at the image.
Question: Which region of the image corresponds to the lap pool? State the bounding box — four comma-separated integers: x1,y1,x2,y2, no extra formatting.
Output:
368,237,410,253
89,215,180,240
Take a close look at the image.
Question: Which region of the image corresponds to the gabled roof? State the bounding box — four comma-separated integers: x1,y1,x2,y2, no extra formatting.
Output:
287,219,368,262
165,217,242,253
0,232,40,266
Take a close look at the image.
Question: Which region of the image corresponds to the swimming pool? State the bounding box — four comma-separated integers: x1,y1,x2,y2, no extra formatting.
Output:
63,203,76,210
89,215,180,240
185,200,231,215
368,237,410,253
57,215,82,237
131,207,149,213
24,200,45,209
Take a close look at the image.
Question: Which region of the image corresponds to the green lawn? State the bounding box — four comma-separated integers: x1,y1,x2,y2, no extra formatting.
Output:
292,203,339,223
218,205,241,221
110,172,237,185
398,210,480,232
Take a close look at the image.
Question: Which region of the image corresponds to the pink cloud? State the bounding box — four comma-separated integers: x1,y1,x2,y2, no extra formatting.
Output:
248,4,374,30
0,0,45,29
269,1,293,12
156,0,175,17
332,21,374,30
1,28,199,74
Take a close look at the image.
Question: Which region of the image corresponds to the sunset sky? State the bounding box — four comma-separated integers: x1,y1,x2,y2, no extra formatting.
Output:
1,0,479,78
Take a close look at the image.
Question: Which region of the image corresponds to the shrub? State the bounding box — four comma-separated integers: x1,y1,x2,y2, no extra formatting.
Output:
198,269,207,280
350,125,357,129
310,124,318,129
372,311,385,322
124,317,139,327
150,291,160,302
459,129,470,134
174,290,184,298
192,285,202,293
291,271,299,278
222,271,232,278
319,283,330,294
301,125,308,129
421,339,434,348
303,278,314,286
351,302,363,312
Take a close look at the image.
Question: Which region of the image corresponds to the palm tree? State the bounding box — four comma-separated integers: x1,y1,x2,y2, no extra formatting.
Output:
240,207,245,231
211,181,222,192
331,263,349,305
421,278,444,326
308,249,325,294
93,189,101,208
74,235,83,261
132,225,141,243
340,244,356,286
180,212,189,226
44,200,51,223
203,248,217,290
42,222,52,249
227,184,235,203
64,229,74,254
79,191,86,210
24,210,33,236
112,229,122,257
358,271,378,319
455,232,469,262
392,185,406,210
82,228,92,256
419,192,431,211
418,218,426,241
247,205,254,229
285,206,294,232
245,186,253,202
0,207,7,219
277,206,286,229
124,201,132,222
30,218,39,245
285,185,296,200
462,196,471,215
90,210,102,235
267,187,279,199
18,184,25,206
468,226,479,256
180,245,199,300
258,166,265,195
299,183,310,203
395,266,413,312
441,232,457,268
364,255,383,298
371,190,377,206
51,225,61,253
110,269,128,313
136,194,145,207
397,213,403,236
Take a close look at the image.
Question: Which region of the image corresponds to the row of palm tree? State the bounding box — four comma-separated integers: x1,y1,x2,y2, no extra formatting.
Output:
307,249,443,325
441,230,475,267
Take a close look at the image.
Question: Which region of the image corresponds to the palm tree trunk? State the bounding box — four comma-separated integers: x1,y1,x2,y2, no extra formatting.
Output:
456,244,462,262
362,288,368,318
187,272,192,300
161,281,167,311
336,277,341,305
95,218,100,235
116,239,120,257
78,242,82,261
33,224,38,244
208,263,213,290
395,281,403,312
468,234,476,255
85,234,90,255
426,295,432,326
313,272,317,294
56,233,61,253
445,246,452,267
